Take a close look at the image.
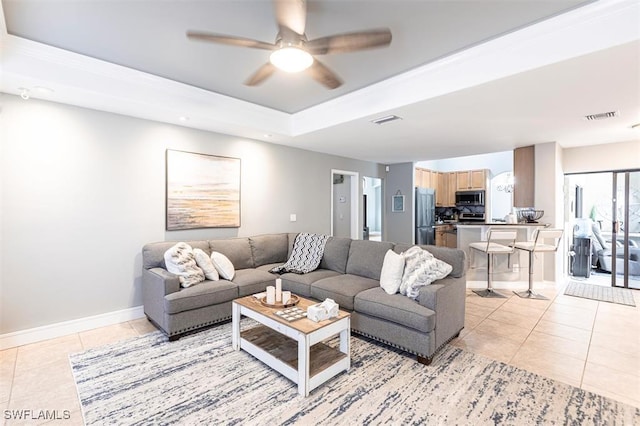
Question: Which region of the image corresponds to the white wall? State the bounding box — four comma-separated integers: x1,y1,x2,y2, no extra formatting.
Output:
563,140,640,173
0,95,383,334
417,150,513,175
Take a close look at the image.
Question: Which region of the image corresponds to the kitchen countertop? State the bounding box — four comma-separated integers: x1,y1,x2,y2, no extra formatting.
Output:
434,221,549,227
456,222,549,226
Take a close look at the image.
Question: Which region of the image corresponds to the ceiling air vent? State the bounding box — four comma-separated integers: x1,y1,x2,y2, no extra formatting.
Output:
371,115,402,125
583,111,619,121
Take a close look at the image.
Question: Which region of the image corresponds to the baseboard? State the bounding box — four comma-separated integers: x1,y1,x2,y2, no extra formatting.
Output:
0,306,145,350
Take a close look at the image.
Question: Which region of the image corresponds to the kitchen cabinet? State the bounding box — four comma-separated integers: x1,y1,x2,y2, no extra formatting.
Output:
445,231,457,248
446,172,457,206
435,224,457,248
513,145,534,207
415,167,431,188
456,169,487,191
436,172,445,207
415,168,439,190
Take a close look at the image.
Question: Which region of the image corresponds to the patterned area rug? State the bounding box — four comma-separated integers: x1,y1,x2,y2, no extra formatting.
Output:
565,281,636,306
69,321,639,425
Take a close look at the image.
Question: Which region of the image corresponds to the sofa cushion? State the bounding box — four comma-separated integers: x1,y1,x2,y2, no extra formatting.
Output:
394,244,465,278
280,269,341,298
193,248,219,281
319,237,352,274
209,238,254,270
163,242,205,288
164,280,238,314
232,269,277,296
143,240,210,270
380,249,405,294
249,234,289,267
355,287,436,333
311,274,379,311
256,263,284,273
211,252,235,280
346,240,394,280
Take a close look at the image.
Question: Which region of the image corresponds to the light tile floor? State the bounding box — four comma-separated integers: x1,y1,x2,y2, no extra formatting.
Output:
1,281,639,425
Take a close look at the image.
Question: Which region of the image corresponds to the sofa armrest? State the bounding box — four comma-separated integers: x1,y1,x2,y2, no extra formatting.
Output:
144,268,180,295
142,268,180,330
417,276,466,349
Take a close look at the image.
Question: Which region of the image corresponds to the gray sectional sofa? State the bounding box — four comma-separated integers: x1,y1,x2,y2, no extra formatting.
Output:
142,233,466,364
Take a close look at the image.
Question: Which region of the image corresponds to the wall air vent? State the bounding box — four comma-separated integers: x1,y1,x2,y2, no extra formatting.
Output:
370,115,402,125
583,111,619,121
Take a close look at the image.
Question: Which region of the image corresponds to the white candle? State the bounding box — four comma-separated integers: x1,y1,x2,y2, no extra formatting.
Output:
275,278,282,302
266,286,276,304
282,291,291,304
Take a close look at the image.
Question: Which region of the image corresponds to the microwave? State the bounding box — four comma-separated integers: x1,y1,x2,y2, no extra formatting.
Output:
455,190,485,206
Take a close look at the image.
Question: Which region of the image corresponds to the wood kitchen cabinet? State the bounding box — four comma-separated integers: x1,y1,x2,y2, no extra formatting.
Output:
435,226,446,247
513,145,535,207
415,167,430,188
435,225,457,248
415,168,439,190
446,172,457,206
416,168,457,206
436,172,445,206
456,169,487,191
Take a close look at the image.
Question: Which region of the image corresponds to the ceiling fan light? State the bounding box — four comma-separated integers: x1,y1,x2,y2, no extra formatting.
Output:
270,47,313,73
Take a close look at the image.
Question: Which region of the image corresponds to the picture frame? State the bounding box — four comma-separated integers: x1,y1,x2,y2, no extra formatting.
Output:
166,149,241,230
392,194,405,212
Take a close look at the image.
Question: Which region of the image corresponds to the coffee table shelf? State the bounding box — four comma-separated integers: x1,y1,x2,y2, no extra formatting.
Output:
232,295,350,397
241,326,348,378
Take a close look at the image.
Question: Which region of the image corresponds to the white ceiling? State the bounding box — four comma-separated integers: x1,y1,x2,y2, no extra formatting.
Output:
1,0,639,164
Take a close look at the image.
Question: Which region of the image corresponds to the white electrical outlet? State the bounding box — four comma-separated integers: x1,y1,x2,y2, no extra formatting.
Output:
289,214,297,222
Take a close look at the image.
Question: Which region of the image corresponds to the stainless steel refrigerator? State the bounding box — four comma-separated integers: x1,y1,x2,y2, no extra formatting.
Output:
415,187,435,245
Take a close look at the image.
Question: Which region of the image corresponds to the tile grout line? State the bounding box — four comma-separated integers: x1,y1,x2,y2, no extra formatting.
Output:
579,300,599,389
506,288,558,365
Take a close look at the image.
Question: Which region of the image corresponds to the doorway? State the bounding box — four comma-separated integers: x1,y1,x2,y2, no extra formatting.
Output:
565,170,640,289
331,169,360,239
363,177,383,241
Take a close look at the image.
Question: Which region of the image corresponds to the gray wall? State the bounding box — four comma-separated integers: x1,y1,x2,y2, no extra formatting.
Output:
0,95,383,333
332,175,352,238
384,163,415,244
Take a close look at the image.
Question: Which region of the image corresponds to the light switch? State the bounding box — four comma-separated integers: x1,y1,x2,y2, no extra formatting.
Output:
290,214,297,222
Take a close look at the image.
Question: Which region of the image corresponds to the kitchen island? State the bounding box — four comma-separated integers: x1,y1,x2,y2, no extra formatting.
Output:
456,222,551,283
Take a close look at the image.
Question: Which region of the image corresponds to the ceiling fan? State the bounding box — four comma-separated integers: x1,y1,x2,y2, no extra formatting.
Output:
186,0,392,89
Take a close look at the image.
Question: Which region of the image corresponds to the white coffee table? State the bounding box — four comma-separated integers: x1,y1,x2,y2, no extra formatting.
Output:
232,295,350,397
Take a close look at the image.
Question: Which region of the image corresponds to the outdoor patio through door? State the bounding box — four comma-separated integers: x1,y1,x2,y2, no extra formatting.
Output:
566,169,639,290
612,170,639,289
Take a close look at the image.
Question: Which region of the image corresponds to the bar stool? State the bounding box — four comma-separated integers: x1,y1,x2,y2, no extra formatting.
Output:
512,228,564,300
469,228,518,298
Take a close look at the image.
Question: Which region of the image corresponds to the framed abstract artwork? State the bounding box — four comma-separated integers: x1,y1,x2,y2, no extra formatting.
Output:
166,149,241,230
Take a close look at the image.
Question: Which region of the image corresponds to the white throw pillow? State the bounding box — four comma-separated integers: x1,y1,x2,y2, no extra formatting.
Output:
193,248,219,281
163,242,205,288
400,246,452,299
210,251,235,280
380,250,405,294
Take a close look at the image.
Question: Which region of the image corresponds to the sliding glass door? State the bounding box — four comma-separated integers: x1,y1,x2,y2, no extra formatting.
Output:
612,171,640,289
565,169,639,289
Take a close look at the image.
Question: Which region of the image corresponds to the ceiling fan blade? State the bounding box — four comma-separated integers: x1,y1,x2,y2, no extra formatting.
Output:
306,59,342,89
244,63,277,86
187,31,275,50
274,0,307,36
307,28,392,55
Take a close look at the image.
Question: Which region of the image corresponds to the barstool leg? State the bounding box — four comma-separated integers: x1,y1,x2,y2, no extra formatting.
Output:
514,250,548,300
473,253,507,298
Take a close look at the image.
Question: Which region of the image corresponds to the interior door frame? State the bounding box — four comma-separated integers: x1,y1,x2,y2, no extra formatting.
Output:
330,169,360,240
